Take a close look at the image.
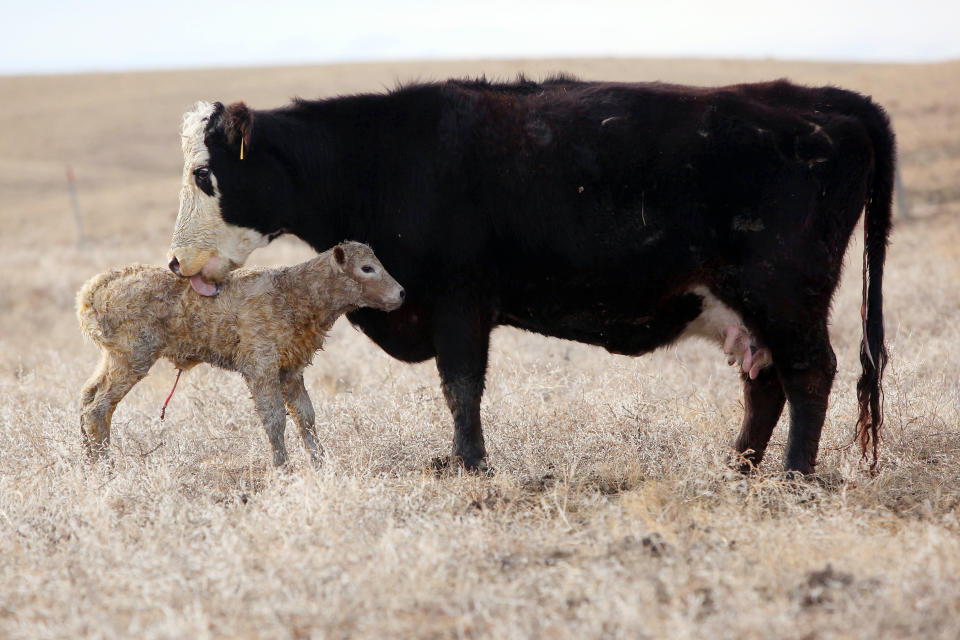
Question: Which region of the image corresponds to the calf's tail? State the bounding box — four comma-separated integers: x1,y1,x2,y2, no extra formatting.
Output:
76,269,124,346
854,98,896,469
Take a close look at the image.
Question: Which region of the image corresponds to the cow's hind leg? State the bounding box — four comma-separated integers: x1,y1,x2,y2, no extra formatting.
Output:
733,367,786,471
766,324,837,475
281,372,322,467
79,352,148,459
433,300,492,472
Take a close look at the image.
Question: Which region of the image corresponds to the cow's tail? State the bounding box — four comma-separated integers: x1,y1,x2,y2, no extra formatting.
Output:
853,97,896,470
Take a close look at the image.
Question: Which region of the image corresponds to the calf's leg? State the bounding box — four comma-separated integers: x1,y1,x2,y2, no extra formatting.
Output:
245,376,289,467
282,372,322,466
79,352,149,458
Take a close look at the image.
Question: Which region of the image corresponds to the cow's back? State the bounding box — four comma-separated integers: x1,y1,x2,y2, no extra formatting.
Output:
423,79,883,352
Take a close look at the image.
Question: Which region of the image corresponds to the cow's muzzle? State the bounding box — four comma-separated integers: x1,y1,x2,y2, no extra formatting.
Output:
168,255,223,297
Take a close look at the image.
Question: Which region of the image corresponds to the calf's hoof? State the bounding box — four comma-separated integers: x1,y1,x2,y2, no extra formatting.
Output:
81,426,110,462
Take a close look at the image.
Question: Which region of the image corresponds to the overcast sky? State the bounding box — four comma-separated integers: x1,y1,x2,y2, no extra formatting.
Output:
2,0,958,75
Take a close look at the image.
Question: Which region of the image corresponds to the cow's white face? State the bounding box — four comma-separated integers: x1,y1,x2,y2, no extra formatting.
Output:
168,101,269,296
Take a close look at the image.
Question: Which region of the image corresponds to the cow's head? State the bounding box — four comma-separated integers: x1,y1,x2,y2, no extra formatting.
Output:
168,101,289,296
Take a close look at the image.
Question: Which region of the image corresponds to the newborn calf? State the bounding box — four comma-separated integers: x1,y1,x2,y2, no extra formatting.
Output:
77,241,404,466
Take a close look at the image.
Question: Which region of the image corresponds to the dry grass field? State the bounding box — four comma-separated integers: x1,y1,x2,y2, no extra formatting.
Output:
1,58,959,638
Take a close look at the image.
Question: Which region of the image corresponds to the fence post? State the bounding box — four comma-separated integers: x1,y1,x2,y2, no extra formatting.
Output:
66,164,86,245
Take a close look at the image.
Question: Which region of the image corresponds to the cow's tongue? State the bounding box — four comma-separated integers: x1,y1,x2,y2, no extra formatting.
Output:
189,274,219,297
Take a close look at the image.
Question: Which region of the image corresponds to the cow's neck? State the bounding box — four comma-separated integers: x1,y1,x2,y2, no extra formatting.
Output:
267,90,441,250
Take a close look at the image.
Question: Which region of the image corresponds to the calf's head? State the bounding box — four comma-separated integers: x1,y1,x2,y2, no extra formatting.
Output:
330,242,405,312
168,101,290,296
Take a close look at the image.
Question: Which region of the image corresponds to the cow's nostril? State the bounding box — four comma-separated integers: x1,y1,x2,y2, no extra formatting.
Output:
168,257,181,275
399,288,406,300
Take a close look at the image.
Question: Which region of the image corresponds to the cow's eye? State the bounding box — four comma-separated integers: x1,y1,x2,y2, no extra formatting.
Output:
193,166,210,181
361,265,375,274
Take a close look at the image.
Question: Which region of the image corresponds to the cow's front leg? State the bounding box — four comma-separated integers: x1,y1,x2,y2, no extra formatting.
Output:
433,301,493,472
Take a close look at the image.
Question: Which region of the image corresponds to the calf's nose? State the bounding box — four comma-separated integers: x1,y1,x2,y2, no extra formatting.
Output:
168,257,181,276
399,288,406,301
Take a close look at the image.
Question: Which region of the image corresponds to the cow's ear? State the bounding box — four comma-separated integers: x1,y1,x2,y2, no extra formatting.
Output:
224,101,254,157
333,245,346,268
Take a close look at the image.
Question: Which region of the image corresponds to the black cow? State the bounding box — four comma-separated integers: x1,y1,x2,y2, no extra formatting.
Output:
168,76,894,474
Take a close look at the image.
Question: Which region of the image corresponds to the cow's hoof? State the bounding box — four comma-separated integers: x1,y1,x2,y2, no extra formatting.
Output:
810,470,845,491
783,460,815,478
431,455,493,477
780,469,844,491
783,451,816,477
730,449,763,475
782,469,812,483
735,460,756,475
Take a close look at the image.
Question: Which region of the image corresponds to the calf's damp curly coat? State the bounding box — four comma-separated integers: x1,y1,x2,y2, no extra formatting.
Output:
76,241,404,466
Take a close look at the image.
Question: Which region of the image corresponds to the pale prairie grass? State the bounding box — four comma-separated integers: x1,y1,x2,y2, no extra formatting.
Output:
1,59,960,639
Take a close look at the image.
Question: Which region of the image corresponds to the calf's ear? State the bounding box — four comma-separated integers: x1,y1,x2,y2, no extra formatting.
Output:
224,101,254,158
333,246,346,267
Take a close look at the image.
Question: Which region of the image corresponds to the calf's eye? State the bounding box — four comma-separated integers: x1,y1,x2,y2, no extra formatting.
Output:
193,167,210,181
361,265,375,274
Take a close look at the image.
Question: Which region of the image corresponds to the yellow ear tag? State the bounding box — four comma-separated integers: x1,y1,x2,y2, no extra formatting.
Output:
240,138,245,161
